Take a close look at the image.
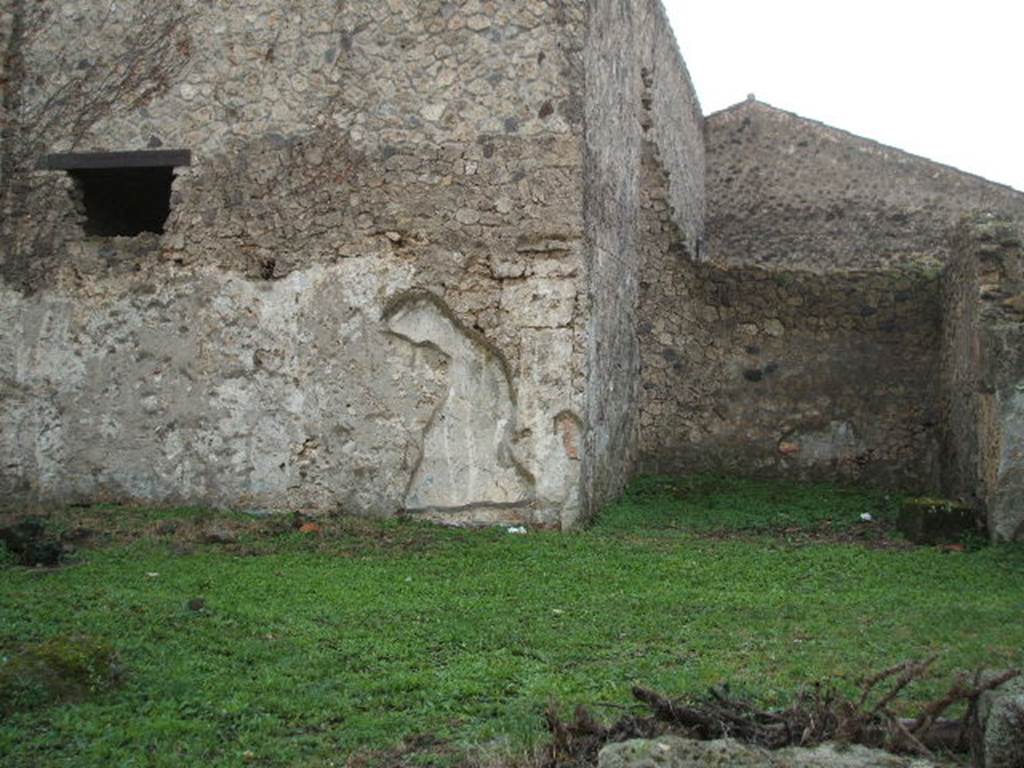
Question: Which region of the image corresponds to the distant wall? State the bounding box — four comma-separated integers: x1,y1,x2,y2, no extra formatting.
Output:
941,215,1024,541
581,0,703,517
639,145,942,489
706,101,1024,271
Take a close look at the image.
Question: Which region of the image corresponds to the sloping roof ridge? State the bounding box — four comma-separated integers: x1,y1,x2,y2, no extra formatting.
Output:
704,95,763,119
706,98,1024,196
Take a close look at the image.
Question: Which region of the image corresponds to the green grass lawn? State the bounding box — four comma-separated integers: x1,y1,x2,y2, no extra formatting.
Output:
1,476,1023,767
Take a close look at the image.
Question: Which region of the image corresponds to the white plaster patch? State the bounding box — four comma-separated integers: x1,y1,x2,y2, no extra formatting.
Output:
387,294,532,511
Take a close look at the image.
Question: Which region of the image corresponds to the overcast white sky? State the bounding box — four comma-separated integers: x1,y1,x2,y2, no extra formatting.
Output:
662,1,1024,192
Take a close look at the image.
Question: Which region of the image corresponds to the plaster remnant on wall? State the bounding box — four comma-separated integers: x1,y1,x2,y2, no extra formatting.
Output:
555,410,583,461
782,421,861,466
385,292,533,513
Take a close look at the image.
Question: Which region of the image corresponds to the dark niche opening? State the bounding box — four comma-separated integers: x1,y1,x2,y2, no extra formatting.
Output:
38,149,191,237
70,166,176,236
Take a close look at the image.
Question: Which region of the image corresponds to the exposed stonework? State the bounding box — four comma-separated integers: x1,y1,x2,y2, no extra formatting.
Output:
706,100,1024,271
635,99,1024,533
1,0,590,527
582,0,703,518
941,216,1024,541
3,1,1024,537
639,142,943,488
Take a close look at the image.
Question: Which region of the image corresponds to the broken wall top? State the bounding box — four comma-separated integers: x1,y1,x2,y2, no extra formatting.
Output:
706,100,1024,272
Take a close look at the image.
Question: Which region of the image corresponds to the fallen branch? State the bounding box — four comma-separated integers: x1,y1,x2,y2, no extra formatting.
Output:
870,655,937,715
542,660,1023,768
910,668,1019,737
632,686,716,735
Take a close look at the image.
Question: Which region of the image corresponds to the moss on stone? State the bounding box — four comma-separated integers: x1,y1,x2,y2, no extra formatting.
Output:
897,497,979,545
0,635,121,714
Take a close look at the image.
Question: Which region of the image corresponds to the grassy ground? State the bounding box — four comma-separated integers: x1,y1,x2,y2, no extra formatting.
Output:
1,476,1022,767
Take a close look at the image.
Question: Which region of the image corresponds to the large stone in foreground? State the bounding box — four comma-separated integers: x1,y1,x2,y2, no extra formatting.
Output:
598,737,767,768
597,737,937,768
977,674,1024,768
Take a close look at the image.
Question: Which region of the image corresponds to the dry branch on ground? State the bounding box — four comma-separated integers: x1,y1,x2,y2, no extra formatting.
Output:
542,662,1021,768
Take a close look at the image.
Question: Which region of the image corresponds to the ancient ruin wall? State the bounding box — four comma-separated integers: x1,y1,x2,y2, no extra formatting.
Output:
636,0,703,256
1,0,589,526
706,101,1024,271
639,148,943,489
581,0,703,517
941,215,1024,541
941,221,985,507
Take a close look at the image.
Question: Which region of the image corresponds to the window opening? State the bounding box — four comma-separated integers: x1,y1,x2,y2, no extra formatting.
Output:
39,150,191,237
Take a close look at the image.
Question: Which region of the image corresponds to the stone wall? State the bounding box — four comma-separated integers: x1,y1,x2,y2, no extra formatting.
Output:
581,0,643,521
636,0,703,255
941,215,1024,541
706,100,1024,271
941,220,984,506
1,0,590,526
581,0,703,518
639,146,943,489
11,0,1021,536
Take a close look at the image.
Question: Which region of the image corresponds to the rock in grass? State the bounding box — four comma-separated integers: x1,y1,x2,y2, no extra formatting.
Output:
977,673,1024,768
897,497,978,545
597,737,936,768
202,525,238,545
0,635,121,714
598,737,766,768
775,743,936,767
0,518,63,566
155,520,179,536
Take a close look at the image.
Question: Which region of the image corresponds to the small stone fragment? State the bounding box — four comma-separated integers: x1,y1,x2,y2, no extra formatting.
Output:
202,526,238,545
420,103,445,122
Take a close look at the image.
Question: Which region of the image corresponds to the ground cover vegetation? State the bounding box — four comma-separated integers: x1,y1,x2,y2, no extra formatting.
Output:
1,476,1022,767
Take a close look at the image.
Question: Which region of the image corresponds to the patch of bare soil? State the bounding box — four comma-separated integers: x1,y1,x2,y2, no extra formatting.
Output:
0,506,454,565
344,734,458,768
691,520,918,551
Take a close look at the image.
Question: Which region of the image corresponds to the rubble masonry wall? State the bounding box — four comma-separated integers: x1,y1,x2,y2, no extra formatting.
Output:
1,0,591,526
